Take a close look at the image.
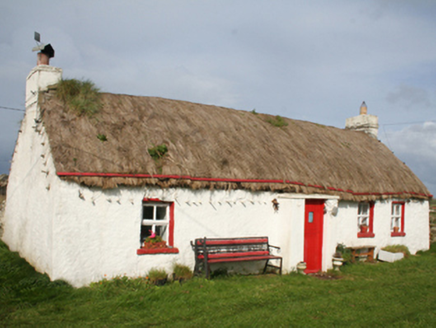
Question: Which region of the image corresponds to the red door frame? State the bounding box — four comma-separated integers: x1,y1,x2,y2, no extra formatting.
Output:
304,199,325,273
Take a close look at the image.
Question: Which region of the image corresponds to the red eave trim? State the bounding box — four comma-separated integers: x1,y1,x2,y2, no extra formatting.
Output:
57,172,433,198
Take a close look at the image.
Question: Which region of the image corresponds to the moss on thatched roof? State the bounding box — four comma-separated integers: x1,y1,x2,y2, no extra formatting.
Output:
39,89,431,201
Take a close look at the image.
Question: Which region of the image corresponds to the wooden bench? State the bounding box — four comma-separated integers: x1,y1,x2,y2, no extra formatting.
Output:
191,236,282,279
347,245,375,262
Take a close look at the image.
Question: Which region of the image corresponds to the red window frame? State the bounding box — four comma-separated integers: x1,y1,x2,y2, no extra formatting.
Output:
357,202,375,238
137,198,179,255
391,201,406,237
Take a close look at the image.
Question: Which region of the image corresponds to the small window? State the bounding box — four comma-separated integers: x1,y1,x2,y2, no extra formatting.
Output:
141,202,170,244
137,199,178,255
357,202,375,238
391,202,406,237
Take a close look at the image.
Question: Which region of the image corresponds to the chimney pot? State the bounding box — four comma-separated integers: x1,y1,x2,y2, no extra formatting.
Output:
37,52,50,65
36,44,55,66
360,101,367,115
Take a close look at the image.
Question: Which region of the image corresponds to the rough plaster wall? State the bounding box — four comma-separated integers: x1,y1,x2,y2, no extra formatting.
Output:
42,182,430,287
49,185,286,287
2,66,62,277
330,200,429,258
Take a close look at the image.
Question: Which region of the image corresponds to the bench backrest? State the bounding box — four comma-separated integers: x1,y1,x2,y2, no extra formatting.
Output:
194,237,270,257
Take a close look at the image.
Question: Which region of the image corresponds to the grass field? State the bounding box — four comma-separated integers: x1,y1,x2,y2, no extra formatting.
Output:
1,240,436,327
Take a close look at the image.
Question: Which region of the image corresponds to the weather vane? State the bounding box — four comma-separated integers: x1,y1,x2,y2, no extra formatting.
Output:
32,31,55,65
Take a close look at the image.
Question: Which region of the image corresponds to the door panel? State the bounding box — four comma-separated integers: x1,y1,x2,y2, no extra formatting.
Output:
304,199,324,273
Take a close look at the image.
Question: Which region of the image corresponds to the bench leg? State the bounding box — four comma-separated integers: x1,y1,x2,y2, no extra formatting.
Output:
263,260,270,274
205,263,210,279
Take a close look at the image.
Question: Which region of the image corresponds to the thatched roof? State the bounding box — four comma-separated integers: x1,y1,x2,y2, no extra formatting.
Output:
38,89,432,201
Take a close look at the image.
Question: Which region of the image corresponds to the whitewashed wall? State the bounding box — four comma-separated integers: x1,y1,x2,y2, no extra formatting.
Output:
327,200,429,261
2,65,62,276
46,184,289,286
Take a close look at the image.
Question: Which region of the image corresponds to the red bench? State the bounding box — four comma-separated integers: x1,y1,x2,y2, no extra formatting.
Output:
191,237,282,279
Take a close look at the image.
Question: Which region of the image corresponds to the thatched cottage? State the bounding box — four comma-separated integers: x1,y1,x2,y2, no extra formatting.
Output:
2,61,432,287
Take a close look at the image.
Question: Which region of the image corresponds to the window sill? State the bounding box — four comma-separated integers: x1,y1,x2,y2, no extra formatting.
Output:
391,232,406,237
137,247,179,255
357,232,375,238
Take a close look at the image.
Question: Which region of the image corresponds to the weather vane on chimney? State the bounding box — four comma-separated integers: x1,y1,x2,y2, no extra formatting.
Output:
32,31,55,66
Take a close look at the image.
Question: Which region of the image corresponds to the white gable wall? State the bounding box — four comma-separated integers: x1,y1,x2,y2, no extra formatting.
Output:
3,66,62,276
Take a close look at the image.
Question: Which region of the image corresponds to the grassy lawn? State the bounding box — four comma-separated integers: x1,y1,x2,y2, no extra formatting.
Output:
1,240,436,327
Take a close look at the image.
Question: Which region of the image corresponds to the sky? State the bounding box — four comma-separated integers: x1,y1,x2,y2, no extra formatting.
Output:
1,0,435,195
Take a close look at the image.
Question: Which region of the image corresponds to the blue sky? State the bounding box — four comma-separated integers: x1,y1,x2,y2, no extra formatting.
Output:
1,0,435,195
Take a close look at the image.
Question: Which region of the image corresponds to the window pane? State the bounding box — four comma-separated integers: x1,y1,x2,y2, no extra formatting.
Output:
358,203,369,215
156,206,167,220
308,212,313,223
392,204,400,216
156,225,168,241
143,206,154,220
140,225,153,243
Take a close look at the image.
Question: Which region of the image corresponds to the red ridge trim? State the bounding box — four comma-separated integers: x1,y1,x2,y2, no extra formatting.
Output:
308,184,324,189
57,172,433,198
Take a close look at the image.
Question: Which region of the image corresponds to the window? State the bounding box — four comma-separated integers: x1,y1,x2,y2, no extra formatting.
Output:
137,199,178,254
357,202,375,238
391,202,405,237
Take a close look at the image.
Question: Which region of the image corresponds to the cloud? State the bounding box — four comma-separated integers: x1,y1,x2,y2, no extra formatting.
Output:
386,84,433,109
382,121,436,195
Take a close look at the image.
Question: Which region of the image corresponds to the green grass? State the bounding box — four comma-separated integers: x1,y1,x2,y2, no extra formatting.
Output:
55,78,101,117
2,240,436,327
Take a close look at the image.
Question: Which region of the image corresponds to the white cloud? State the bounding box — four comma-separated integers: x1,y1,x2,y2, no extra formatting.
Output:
386,85,433,109
382,122,436,196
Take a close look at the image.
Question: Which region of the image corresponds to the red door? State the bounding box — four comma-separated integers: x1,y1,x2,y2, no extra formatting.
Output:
304,199,324,273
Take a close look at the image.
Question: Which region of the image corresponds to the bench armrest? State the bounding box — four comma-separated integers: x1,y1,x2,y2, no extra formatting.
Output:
269,245,281,254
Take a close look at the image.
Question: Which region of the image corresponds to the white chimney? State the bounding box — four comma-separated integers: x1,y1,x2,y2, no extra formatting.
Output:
27,40,61,108
345,102,379,139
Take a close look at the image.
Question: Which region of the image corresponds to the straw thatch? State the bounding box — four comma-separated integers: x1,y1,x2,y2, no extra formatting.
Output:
38,89,431,201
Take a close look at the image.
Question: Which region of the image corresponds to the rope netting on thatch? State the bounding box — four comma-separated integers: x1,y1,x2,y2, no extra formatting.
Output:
39,89,431,201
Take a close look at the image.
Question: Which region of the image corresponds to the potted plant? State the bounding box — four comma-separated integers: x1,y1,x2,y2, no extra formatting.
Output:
393,226,400,233
296,261,307,274
360,224,369,233
142,231,168,249
332,244,345,271
333,243,352,267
